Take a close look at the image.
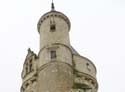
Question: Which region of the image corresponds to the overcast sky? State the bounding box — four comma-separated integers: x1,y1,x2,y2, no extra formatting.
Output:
0,0,125,92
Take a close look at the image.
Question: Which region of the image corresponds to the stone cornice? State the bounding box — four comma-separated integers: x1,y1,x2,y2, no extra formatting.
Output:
37,61,73,74
75,71,98,89
37,11,71,33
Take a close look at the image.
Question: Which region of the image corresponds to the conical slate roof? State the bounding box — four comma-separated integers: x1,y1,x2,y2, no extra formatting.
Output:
70,46,79,55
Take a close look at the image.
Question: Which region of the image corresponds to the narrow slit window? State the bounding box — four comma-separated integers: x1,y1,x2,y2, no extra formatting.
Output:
29,59,32,72
50,51,56,59
25,63,28,74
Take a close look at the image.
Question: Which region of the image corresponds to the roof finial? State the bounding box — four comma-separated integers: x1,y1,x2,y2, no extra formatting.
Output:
51,0,55,11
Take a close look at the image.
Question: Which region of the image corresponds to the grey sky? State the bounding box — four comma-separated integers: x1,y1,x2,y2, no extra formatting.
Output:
0,0,125,92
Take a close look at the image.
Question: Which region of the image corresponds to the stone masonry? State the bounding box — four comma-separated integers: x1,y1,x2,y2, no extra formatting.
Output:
21,4,98,92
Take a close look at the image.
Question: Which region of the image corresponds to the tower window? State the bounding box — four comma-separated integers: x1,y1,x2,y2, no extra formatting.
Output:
50,20,56,32
50,24,56,32
50,51,56,59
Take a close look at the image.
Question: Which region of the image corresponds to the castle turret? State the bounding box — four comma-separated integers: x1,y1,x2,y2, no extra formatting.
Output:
37,3,74,92
37,6,71,49
21,2,98,92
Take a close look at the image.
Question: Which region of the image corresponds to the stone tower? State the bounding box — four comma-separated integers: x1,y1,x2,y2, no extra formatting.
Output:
21,2,98,92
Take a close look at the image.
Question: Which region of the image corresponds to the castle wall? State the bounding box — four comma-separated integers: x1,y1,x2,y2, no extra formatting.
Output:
38,62,74,92
73,55,96,78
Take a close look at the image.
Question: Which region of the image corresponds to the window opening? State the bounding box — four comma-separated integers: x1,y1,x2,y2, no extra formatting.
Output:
29,59,32,72
50,24,56,31
25,63,28,74
50,51,56,59
50,20,56,32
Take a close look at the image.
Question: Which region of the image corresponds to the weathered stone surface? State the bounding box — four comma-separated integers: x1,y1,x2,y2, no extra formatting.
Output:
21,9,98,92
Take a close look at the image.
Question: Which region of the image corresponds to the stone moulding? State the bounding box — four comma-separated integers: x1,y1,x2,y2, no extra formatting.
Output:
37,11,71,33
